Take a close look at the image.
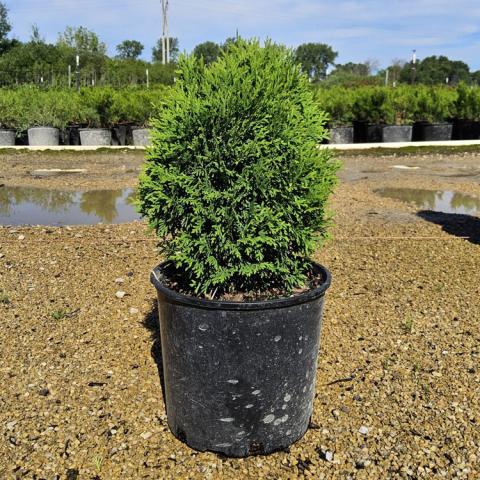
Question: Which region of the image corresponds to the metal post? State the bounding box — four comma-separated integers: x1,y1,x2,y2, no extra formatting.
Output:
76,55,80,92
68,65,72,88
411,50,417,84
385,68,389,86
146,68,150,88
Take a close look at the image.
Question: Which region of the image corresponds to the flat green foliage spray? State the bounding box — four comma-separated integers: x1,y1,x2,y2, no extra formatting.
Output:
138,39,339,297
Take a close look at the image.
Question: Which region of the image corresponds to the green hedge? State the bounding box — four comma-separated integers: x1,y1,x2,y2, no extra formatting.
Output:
314,84,474,126
2,84,480,133
0,85,170,132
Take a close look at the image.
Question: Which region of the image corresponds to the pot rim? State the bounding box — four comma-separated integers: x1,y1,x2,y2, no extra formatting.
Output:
79,128,111,132
151,261,331,311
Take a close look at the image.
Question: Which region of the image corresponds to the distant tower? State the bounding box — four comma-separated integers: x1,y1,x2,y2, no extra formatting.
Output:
162,0,170,64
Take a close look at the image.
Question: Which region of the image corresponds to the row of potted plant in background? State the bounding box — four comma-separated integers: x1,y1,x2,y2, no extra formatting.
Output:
0,85,170,146
315,83,480,143
2,83,480,146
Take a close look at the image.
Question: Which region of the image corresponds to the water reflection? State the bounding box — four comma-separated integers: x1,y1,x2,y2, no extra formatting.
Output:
376,188,480,216
0,186,140,226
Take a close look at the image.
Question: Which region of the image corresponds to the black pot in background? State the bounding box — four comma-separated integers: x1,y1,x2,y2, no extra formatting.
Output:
65,126,81,146
415,122,453,142
452,120,480,140
329,126,354,144
112,125,132,146
382,125,413,143
353,122,382,143
151,261,331,458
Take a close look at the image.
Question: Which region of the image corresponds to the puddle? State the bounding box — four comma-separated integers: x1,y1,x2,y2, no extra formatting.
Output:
0,187,141,226
376,188,480,216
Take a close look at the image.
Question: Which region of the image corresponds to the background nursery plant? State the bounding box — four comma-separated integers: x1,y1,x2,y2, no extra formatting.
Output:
138,39,339,298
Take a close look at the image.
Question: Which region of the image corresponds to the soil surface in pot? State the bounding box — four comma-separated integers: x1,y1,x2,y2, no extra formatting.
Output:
0,147,479,478
158,261,326,301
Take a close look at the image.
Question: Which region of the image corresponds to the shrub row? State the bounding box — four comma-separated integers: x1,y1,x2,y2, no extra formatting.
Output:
0,86,170,133
314,83,479,127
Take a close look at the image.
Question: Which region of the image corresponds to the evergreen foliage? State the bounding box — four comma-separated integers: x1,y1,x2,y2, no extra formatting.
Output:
138,39,339,297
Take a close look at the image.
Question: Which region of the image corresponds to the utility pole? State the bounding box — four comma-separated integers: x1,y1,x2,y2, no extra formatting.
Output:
161,0,170,64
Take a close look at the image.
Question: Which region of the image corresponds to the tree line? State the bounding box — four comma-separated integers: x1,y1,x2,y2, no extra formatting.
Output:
0,2,479,88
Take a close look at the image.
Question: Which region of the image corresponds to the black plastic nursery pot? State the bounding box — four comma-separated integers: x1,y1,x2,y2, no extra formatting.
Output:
329,126,354,144
151,261,331,457
416,122,453,142
381,125,413,143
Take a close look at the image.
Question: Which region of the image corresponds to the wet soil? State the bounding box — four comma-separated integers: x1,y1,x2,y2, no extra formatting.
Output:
0,150,479,479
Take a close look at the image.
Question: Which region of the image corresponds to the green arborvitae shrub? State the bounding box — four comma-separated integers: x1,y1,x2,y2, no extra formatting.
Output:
352,86,393,124
315,86,355,127
138,39,339,298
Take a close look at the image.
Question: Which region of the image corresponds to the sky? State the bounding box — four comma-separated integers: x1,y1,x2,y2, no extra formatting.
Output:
5,0,480,70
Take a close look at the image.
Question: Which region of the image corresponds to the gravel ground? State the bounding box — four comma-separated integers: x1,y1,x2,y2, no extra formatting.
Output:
0,150,479,479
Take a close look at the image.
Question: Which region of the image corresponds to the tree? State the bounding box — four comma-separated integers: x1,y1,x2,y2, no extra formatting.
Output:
0,1,10,42
294,43,337,82
400,55,470,85
152,37,179,63
0,1,11,54
193,41,221,65
330,62,371,77
57,26,107,55
116,40,144,60
30,24,44,44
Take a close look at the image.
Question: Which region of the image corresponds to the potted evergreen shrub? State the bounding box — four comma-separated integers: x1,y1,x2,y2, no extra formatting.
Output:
413,86,455,141
0,90,17,145
17,88,72,146
137,39,339,457
381,86,415,143
79,88,114,146
452,83,480,140
316,87,355,144
352,86,390,142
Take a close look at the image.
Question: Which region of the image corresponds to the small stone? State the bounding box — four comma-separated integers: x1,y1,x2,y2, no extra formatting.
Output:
129,307,139,315
140,431,152,440
332,409,340,419
115,291,126,299
359,426,369,435
18,235,25,241
115,278,125,284
38,388,50,397
318,449,334,462
6,420,17,431
355,458,371,469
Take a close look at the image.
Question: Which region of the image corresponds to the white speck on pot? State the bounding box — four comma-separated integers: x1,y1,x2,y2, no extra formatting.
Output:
284,393,292,402
245,404,254,409
274,335,281,342
227,379,239,384
299,336,303,341
215,442,232,447
286,429,292,435
219,418,234,423
262,414,275,424
281,415,289,423
298,349,303,354
252,390,261,395
274,419,282,426
198,324,208,331
302,386,307,392
282,404,287,410
359,425,369,435
236,431,246,436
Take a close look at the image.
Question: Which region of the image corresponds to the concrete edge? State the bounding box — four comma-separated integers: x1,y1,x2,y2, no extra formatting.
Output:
321,140,480,150
1,139,480,151
0,146,147,151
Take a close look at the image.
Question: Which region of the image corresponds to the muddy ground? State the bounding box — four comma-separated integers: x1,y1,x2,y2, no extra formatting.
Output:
0,148,479,479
